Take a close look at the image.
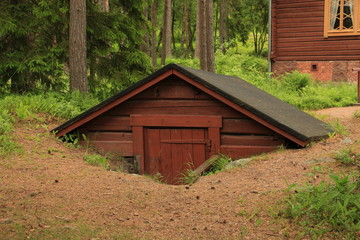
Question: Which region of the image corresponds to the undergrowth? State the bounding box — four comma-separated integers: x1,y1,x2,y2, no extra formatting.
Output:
281,173,360,239
0,92,99,157
204,154,232,175
335,148,360,166
179,154,233,185
83,153,110,170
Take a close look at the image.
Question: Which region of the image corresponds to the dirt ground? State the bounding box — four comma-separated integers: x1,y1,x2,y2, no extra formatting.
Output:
0,106,359,240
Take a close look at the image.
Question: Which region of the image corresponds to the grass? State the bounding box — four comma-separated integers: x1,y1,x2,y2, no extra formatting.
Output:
0,92,99,157
178,154,233,185
204,154,232,175
353,110,360,119
179,168,199,185
83,153,110,170
329,119,349,136
335,148,360,166
281,172,360,239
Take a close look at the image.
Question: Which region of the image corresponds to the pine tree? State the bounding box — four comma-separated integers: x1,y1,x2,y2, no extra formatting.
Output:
69,0,88,93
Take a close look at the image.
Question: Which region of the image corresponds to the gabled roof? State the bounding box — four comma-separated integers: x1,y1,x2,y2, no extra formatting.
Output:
52,63,332,146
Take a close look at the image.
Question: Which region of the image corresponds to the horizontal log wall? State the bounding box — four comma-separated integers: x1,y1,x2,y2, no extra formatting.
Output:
79,77,285,159
272,0,360,61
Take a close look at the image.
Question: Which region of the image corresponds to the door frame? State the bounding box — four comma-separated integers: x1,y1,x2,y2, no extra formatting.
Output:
130,114,222,174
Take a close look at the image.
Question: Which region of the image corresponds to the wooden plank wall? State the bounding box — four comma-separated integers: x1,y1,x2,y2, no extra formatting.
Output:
272,0,360,61
80,77,285,159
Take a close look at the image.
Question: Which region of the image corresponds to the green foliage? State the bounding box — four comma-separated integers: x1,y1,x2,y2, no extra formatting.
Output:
147,172,165,184
179,168,199,185
0,0,68,93
281,71,310,92
86,0,151,99
282,173,360,239
0,92,99,156
353,110,360,119
329,119,349,136
0,0,150,97
83,153,110,170
205,154,232,175
335,148,360,166
228,0,268,56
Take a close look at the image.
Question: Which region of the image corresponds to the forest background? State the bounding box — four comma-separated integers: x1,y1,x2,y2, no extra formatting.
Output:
0,0,357,109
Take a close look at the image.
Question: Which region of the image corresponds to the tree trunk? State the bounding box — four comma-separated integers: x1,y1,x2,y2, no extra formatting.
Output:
161,0,172,65
180,0,187,55
195,0,201,59
199,0,207,70
171,2,176,52
206,0,215,72
141,5,150,56
151,1,157,67
69,0,88,93
219,0,228,54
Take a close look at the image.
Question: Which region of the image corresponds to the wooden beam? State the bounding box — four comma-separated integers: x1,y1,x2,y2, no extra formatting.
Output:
130,114,222,128
193,154,219,176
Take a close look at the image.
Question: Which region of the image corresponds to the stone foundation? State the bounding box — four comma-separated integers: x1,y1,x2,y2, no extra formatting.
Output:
272,61,360,82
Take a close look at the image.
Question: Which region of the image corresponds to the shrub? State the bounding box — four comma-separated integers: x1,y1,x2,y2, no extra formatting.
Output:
281,70,310,92
335,148,360,166
179,168,199,185
83,153,110,170
0,92,99,157
353,110,360,119
205,154,232,175
282,173,360,239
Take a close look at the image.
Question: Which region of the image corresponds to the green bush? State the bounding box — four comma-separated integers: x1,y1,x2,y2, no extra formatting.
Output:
0,92,99,157
335,148,360,166
281,70,310,92
205,154,232,175
282,173,360,239
83,153,110,170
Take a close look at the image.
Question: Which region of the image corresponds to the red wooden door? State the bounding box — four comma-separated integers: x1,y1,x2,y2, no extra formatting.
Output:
144,128,209,184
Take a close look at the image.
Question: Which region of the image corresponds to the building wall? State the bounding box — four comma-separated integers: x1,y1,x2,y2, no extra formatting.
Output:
79,76,286,160
271,0,360,81
273,60,360,82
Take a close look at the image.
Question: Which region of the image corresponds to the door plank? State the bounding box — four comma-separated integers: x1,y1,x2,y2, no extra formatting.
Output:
160,129,172,182
170,129,184,184
132,126,144,174
181,128,194,170
192,129,207,169
144,129,161,175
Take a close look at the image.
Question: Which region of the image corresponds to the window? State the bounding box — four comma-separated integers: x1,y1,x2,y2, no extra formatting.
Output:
324,0,360,37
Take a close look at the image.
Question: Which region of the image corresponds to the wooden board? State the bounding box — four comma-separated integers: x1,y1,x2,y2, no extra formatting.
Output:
130,114,222,128
86,132,132,141
82,140,133,156
105,101,245,119
82,116,131,131
272,0,360,60
220,145,279,159
221,134,285,146
133,77,211,100
221,119,274,135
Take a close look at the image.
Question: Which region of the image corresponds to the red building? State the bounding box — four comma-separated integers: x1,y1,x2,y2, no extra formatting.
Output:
270,0,360,81
53,64,331,184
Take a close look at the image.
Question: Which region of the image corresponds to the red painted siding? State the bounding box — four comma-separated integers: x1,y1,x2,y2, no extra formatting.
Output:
271,0,360,61
80,76,286,160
